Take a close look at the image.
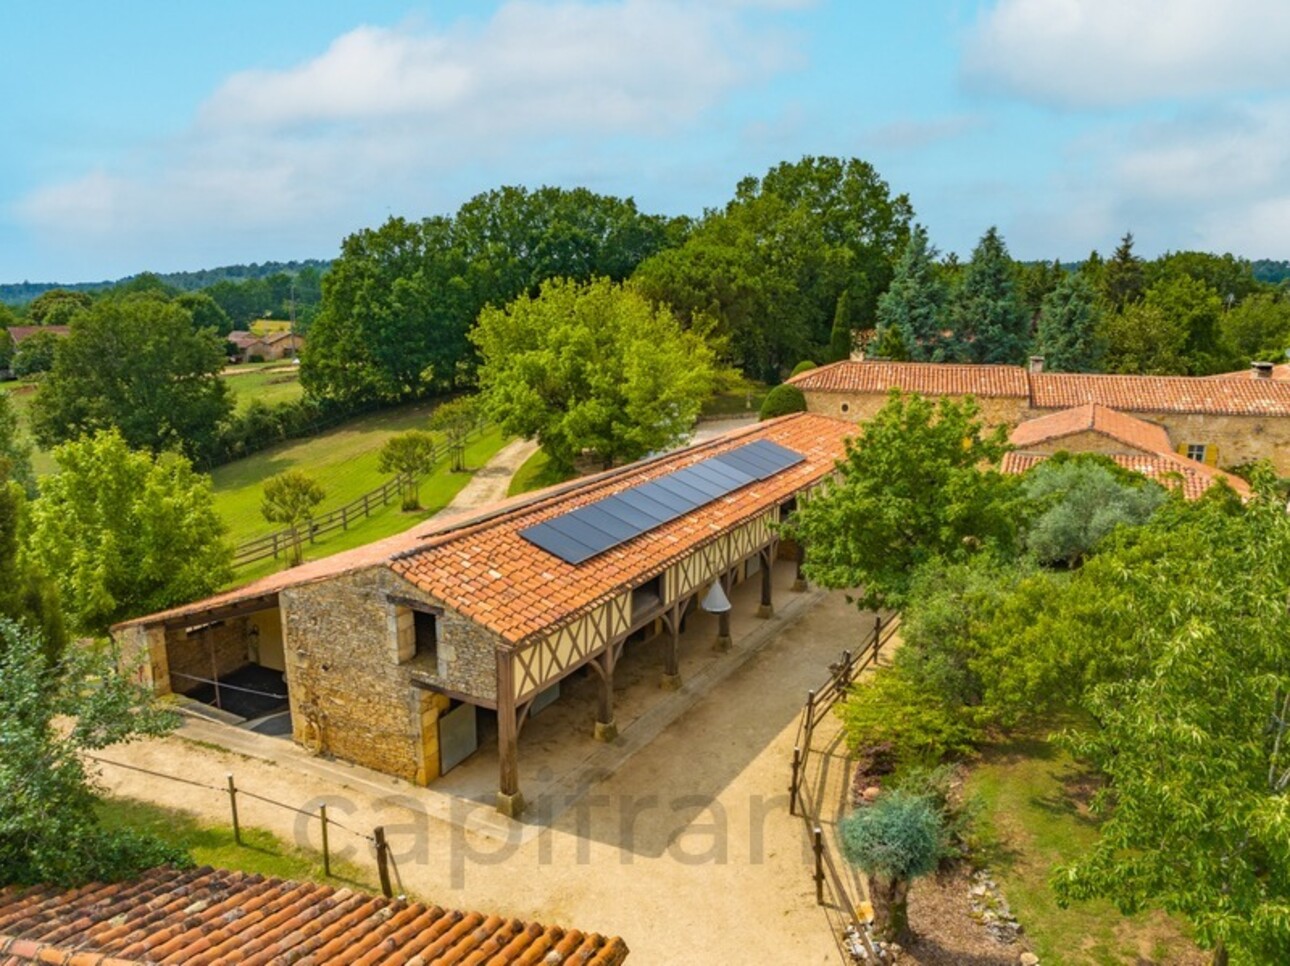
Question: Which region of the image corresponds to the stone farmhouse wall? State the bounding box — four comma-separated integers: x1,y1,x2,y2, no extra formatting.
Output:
803,389,1027,429
1017,430,1151,457
165,618,253,695
280,565,504,784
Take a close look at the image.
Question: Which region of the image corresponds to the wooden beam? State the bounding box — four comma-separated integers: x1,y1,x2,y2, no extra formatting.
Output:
409,678,497,710
495,650,524,817
386,596,444,616
162,594,279,630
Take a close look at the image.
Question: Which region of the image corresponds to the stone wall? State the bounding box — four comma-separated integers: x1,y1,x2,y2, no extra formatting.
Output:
280,566,504,784
1020,431,1154,457
803,389,1027,429
165,619,251,695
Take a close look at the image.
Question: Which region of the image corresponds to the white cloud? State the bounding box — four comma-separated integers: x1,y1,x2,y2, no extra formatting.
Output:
963,0,1290,108
16,0,796,269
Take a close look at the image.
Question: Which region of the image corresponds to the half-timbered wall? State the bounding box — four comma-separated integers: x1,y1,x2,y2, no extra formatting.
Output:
513,594,631,701
664,510,775,602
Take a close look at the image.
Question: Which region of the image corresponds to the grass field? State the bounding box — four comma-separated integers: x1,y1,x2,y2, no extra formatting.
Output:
98,796,376,891
506,446,575,497
222,363,304,411
967,732,1200,965
227,424,508,584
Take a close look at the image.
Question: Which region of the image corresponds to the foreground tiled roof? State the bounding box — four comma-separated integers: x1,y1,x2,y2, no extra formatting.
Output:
392,413,854,645
1009,403,1172,454
1027,371,1290,416
788,360,1029,397
113,414,855,644
788,360,1290,416
1001,451,1250,501
0,866,629,965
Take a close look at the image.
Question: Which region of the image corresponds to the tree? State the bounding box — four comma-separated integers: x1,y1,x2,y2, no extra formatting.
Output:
839,791,943,943
1142,273,1228,373
376,431,438,509
949,227,1029,364
633,156,912,379
1035,272,1105,372
27,288,92,325
427,396,480,472
0,390,34,496
1149,251,1260,305
875,225,955,362
28,430,232,635
1220,291,1290,364
176,291,233,337
0,619,187,886
12,329,60,376
30,297,231,460
790,391,1020,611
0,457,64,662
758,384,807,420
1021,455,1167,567
828,290,854,362
473,278,720,472
1016,258,1067,323
1102,300,1190,375
1101,232,1145,310
1048,483,1290,965
260,470,326,567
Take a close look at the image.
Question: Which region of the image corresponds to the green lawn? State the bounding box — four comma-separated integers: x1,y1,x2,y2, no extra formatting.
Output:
506,446,575,497
222,363,304,411
98,796,376,891
701,378,767,418
966,732,1201,965
225,423,509,585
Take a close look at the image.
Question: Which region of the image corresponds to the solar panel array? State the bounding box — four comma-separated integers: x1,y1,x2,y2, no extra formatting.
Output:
519,439,806,565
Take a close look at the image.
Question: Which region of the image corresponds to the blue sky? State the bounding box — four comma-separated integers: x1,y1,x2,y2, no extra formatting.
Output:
4,0,1289,282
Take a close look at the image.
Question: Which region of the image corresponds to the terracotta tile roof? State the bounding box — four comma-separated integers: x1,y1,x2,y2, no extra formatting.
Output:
1001,451,1251,501
113,414,855,644
787,360,1029,397
788,360,1290,416
391,413,854,645
1028,371,1290,416
1209,363,1290,381
227,331,263,347
1009,403,1173,454
0,865,629,965
4,325,70,345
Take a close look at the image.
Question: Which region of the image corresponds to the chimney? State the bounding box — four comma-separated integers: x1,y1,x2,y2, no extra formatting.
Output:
1028,355,1045,374
1253,361,1274,379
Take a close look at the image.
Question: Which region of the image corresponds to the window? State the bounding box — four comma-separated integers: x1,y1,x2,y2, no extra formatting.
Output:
1186,444,1207,462
414,611,438,662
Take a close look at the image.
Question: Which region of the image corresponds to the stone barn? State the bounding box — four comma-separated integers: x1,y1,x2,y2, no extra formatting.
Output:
114,413,856,816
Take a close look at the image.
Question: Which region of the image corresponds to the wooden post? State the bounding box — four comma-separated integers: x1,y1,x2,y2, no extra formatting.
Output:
838,649,852,688
209,637,221,711
789,746,802,816
792,541,807,592
320,804,330,877
662,604,682,688
226,774,241,846
341,506,348,531
803,689,817,749
813,827,825,904
496,651,524,817
757,548,774,618
593,648,617,741
374,826,392,898
363,493,371,517
873,613,883,664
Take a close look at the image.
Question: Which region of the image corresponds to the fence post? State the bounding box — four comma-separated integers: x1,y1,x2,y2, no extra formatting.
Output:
226,774,241,846
319,804,330,877
363,493,371,517
789,746,802,817
813,826,825,905
272,532,279,560
839,649,852,688
374,826,392,898
873,613,883,664
803,689,817,749
341,506,348,531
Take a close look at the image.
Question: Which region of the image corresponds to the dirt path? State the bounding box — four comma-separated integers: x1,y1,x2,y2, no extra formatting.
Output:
432,437,538,519
95,588,866,964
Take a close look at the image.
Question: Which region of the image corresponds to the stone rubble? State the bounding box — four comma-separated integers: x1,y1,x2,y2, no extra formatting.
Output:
968,868,1027,948
844,926,901,962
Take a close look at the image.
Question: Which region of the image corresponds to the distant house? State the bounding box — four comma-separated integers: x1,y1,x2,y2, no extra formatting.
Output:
5,324,71,345
227,328,302,362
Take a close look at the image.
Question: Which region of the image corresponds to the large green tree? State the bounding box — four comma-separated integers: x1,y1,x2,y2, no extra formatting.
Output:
29,430,232,634
30,296,231,459
1102,299,1190,375
0,456,64,661
27,288,92,325
0,619,186,886
875,225,955,362
1220,291,1290,364
633,156,912,379
0,390,34,496
473,277,720,472
790,391,1019,611
1035,272,1106,372
949,227,1030,364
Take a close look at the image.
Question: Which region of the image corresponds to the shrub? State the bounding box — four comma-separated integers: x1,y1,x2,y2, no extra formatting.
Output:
758,384,807,420
837,664,980,768
888,763,981,866
789,359,818,377
247,353,265,363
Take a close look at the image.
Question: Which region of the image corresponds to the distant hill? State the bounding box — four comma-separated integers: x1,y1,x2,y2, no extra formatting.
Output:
0,259,332,306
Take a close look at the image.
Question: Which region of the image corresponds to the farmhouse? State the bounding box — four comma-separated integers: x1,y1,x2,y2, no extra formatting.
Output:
113,413,854,817
790,358,1290,474
228,328,304,362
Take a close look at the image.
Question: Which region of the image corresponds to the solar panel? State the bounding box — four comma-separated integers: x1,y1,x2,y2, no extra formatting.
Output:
519,438,806,565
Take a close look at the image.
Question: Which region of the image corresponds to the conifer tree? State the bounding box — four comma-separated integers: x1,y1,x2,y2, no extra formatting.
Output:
875,225,955,361
1036,273,1105,372
950,227,1029,364
828,290,854,362
1102,232,1145,310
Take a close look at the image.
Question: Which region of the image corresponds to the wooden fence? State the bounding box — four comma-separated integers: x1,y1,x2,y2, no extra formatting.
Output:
789,612,902,963
232,471,418,568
